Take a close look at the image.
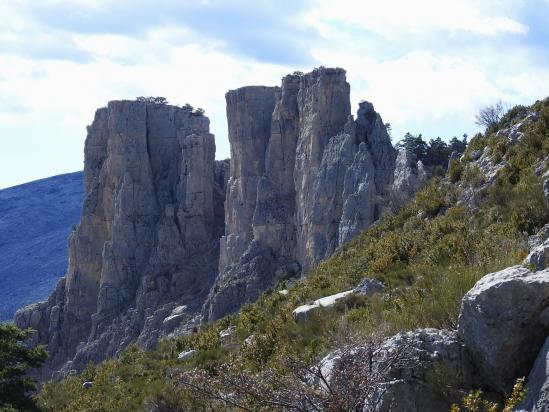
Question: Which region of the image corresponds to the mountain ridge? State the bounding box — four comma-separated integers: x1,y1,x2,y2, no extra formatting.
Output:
0,171,83,322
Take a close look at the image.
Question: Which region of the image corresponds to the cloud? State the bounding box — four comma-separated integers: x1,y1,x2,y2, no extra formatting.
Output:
310,0,528,37
3,0,317,65
0,0,548,189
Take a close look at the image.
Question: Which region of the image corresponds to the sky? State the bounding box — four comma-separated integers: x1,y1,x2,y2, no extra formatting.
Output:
0,0,548,189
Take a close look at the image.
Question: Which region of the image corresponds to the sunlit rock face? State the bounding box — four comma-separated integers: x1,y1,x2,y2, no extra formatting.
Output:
15,101,227,379
203,68,398,321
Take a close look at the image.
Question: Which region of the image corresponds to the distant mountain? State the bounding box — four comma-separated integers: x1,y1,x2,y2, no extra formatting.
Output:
0,172,83,322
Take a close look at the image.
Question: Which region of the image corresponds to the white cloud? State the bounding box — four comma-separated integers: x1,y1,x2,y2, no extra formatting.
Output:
0,0,547,188
309,0,528,37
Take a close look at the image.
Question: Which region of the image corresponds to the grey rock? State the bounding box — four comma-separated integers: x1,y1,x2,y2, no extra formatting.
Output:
458,266,549,394
516,337,549,412
354,278,384,296
82,381,93,389
363,329,474,412
15,100,226,379
177,349,196,360
470,150,483,161
390,149,428,209
204,68,398,321
495,112,538,143
524,240,549,271
292,290,353,322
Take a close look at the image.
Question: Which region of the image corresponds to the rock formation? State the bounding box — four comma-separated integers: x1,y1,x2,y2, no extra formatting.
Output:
15,101,227,378
203,68,399,321
15,68,421,379
458,266,549,394
363,329,474,412
517,337,549,412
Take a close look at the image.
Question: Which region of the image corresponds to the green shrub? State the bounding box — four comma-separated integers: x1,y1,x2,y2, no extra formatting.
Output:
449,159,464,183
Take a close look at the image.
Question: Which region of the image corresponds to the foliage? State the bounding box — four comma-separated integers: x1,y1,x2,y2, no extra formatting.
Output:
450,377,526,412
0,324,47,411
135,96,168,105
475,101,505,131
397,132,468,169
448,159,464,183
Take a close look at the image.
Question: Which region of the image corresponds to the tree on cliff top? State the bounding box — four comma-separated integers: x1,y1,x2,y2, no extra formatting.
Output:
135,96,168,105
0,324,47,411
475,101,505,130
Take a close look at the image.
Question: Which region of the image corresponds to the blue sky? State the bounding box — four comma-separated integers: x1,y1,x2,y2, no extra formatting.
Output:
0,0,548,188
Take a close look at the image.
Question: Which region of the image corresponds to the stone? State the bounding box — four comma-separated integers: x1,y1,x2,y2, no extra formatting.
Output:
354,278,384,296
516,337,549,412
292,290,353,322
82,381,93,389
363,329,474,412
390,149,428,209
15,100,227,379
177,350,196,360
457,266,549,394
219,326,235,338
524,240,549,271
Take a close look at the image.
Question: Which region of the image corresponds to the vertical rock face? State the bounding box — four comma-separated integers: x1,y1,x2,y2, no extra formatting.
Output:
15,101,226,378
203,68,399,321
14,68,422,377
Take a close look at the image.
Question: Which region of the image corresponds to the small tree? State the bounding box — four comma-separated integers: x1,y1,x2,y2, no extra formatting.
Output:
0,324,47,411
475,101,505,129
396,132,428,161
135,96,168,105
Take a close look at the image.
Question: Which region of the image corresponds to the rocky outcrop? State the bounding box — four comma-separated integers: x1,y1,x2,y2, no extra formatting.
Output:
390,149,427,208
14,68,413,378
457,266,549,394
15,101,227,379
203,68,399,321
320,329,474,412
516,337,549,412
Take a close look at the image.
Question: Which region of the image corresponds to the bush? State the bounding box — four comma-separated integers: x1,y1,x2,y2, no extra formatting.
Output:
448,159,464,183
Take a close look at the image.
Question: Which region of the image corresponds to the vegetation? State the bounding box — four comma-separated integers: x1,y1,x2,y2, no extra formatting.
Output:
33,98,549,410
135,96,168,105
0,324,47,411
396,132,468,170
451,377,527,412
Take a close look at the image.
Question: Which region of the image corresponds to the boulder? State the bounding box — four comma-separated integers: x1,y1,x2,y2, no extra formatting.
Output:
524,241,549,271
177,350,196,361
292,290,353,322
458,266,549,394
354,278,384,296
363,329,474,412
516,337,549,412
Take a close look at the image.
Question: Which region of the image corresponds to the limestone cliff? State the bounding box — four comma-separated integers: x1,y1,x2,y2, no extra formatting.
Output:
15,68,423,379
15,101,226,378
203,68,399,321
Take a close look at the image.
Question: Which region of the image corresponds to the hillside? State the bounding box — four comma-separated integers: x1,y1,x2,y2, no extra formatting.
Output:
0,172,83,322
35,99,549,410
